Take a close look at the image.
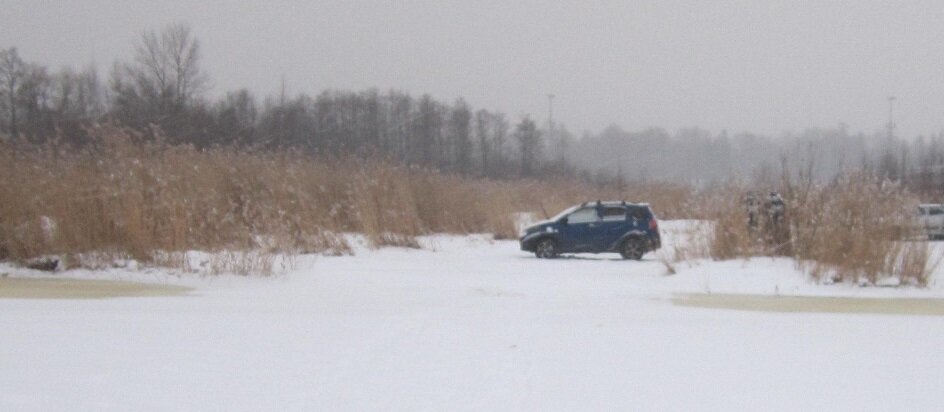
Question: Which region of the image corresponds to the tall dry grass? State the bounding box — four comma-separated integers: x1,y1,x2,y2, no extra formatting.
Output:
705,172,934,286
0,124,688,271
1,124,934,285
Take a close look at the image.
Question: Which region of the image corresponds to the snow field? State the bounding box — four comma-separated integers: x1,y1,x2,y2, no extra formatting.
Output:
1,221,944,411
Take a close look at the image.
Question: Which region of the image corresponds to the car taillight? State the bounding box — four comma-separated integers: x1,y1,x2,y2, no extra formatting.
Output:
649,218,658,231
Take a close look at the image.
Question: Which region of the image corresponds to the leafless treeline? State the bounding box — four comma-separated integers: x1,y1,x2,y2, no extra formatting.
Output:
4,23,944,191
570,125,944,196
0,23,560,179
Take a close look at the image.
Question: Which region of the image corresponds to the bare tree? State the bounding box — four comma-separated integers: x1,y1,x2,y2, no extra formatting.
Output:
492,112,509,176
42,65,104,145
413,95,443,167
449,98,472,174
111,22,209,129
136,22,207,110
0,48,25,137
214,89,257,146
16,63,52,140
386,91,413,160
474,109,490,176
515,116,542,177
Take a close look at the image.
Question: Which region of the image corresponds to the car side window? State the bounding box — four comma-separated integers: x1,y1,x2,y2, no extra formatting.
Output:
567,208,600,224
601,207,626,222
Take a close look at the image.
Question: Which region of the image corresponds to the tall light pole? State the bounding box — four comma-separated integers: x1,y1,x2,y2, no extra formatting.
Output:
887,96,896,139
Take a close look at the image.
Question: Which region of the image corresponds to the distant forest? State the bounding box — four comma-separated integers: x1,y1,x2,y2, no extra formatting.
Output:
2,23,944,194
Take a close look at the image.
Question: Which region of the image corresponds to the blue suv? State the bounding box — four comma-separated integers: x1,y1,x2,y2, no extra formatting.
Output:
519,201,661,260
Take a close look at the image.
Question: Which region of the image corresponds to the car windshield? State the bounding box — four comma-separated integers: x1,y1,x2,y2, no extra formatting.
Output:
550,205,581,222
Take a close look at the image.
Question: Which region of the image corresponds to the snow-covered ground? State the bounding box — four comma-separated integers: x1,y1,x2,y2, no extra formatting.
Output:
2,221,944,411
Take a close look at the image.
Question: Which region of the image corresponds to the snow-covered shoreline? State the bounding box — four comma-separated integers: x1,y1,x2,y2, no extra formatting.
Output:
2,220,943,410
5,220,941,299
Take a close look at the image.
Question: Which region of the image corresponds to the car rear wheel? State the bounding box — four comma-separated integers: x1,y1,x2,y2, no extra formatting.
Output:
535,238,558,259
620,239,644,260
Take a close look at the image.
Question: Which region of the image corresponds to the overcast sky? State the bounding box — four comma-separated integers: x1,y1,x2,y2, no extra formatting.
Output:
3,0,943,138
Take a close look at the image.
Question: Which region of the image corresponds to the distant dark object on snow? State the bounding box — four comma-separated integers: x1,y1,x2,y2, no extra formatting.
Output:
25,257,59,272
745,191,788,251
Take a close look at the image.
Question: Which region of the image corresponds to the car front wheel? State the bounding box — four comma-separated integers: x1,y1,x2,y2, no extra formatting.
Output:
620,239,644,260
535,238,558,259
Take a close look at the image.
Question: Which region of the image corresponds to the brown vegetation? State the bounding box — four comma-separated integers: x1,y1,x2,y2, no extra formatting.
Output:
705,172,935,286
0,124,686,270
1,124,935,285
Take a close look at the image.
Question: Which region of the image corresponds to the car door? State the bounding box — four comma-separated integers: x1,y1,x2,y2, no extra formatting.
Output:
598,206,629,250
559,207,602,252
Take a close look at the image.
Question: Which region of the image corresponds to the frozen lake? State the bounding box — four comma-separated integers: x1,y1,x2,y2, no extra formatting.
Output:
2,222,943,411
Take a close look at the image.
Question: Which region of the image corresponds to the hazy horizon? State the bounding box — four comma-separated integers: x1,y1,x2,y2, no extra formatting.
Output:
4,0,944,138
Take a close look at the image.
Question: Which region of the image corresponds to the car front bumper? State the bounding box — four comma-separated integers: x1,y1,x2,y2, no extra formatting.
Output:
519,232,542,252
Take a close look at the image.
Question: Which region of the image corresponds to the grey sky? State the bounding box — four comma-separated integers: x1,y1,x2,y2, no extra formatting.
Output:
3,0,943,138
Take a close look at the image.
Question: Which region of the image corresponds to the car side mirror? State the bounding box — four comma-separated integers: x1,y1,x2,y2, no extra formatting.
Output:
558,216,569,225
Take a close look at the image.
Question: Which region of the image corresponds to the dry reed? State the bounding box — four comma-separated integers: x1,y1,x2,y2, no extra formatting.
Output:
705,172,935,286
0,124,685,272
